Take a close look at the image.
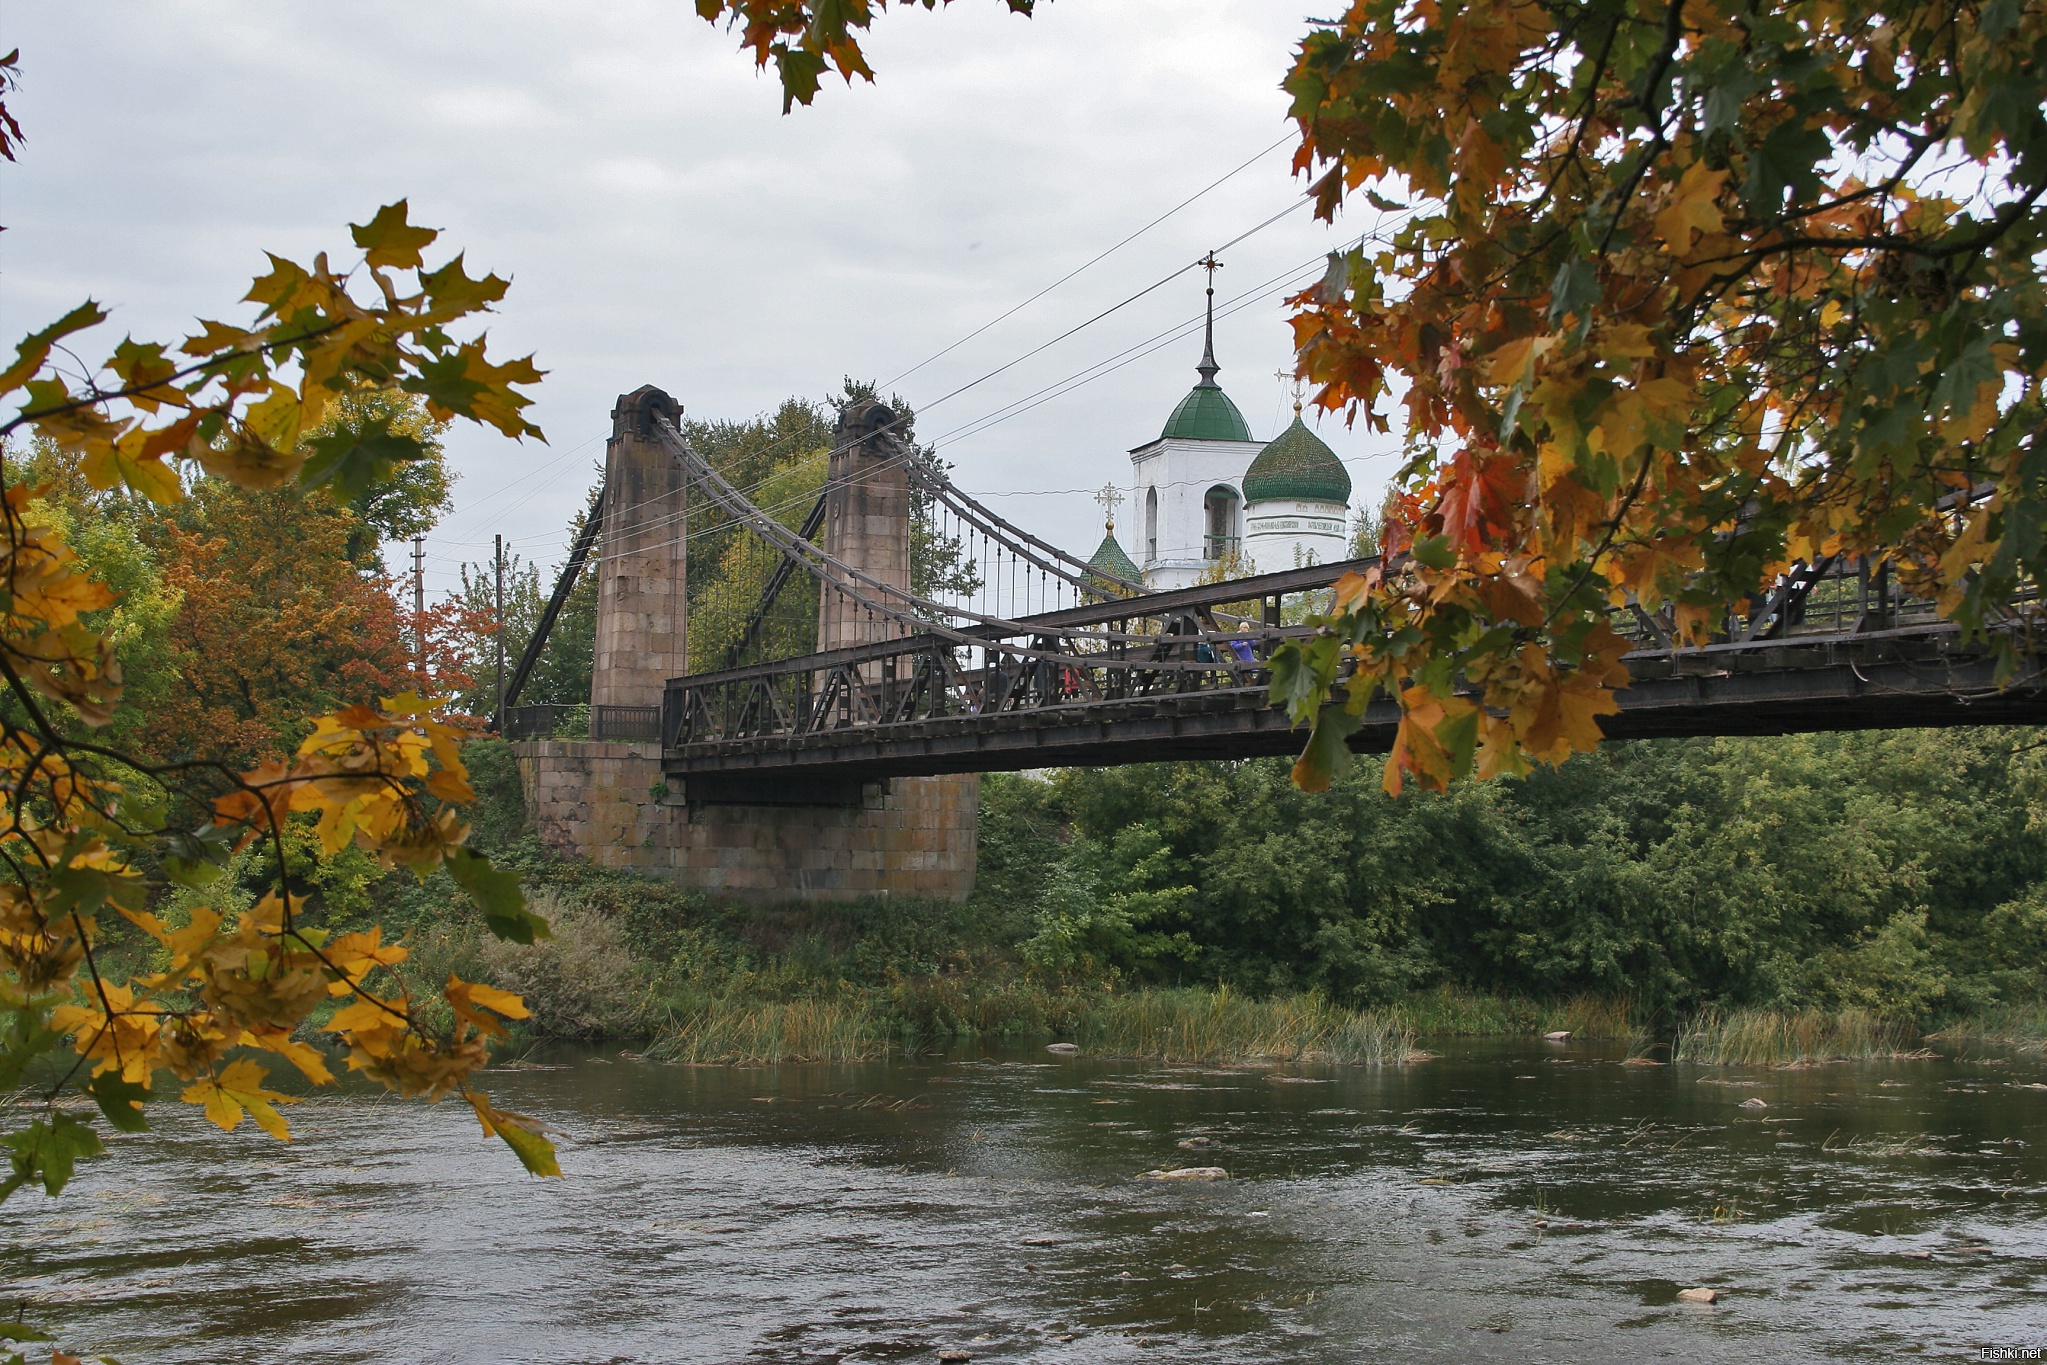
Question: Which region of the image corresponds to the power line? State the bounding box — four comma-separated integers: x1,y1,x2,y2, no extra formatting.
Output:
881,132,1295,390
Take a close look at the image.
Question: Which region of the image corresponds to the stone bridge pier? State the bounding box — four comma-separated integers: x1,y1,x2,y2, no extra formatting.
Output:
510,389,979,902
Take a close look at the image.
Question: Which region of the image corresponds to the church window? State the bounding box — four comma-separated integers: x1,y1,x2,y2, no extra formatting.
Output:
1145,486,1158,562
1204,485,1239,561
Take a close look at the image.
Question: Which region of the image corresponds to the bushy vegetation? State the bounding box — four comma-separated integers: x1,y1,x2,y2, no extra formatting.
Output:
986,730,2047,1025
355,728,2047,1064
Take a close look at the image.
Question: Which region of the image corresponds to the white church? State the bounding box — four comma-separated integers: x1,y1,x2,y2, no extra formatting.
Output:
1088,297,1353,590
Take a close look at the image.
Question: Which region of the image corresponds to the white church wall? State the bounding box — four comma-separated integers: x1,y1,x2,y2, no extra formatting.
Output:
1130,437,1265,589
1244,498,1352,573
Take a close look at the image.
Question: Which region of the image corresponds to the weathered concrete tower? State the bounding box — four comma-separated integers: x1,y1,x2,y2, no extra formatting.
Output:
512,386,979,903
590,385,686,711
818,398,913,652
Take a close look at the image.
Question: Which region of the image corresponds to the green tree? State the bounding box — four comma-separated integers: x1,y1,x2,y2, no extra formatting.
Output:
303,388,456,567
1000,729,2047,1018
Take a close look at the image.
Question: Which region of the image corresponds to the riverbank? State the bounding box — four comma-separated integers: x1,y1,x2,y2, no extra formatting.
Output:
396,858,1968,1066
374,741,2046,1069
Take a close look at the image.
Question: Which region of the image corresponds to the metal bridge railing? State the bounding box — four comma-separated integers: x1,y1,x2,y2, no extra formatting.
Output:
661,549,2038,757
503,704,573,740
591,704,663,743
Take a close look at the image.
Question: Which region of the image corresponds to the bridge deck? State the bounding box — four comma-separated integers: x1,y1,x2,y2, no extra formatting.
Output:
658,551,2047,793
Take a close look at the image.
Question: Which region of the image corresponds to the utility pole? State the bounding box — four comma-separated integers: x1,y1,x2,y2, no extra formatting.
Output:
493,534,506,731
410,537,426,689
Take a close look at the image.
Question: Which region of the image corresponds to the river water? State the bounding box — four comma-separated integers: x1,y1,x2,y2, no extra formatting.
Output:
5,1040,2045,1362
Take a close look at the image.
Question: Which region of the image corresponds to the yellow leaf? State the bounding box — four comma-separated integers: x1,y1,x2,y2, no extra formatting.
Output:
182,1058,299,1140
351,200,439,271
466,1090,562,1178
446,974,530,1039
424,767,476,805
1594,323,1658,360
1654,160,1726,252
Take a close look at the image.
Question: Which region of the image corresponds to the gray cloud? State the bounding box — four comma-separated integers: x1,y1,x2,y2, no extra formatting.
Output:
0,0,1403,593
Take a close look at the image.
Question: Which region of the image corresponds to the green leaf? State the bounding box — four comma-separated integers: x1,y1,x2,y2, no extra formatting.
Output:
445,847,550,944
1436,703,1480,777
161,822,237,889
0,300,108,396
298,414,429,504
1932,335,1998,416
1702,67,1759,137
1293,702,1364,792
494,1118,561,1178
1409,534,1457,570
0,1015,65,1093
418,253,510,317
86,1073,151,1134
1742,120,1831,213
1547,255,1599,327
350,201,438,271
0,1325,51,1344
1266,636,1341,722
2,1112,105,1201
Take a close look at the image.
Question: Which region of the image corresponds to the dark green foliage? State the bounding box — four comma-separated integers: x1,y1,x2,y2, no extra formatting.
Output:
998,729,2047,1022
388,733,2047,1041
518,499,602,707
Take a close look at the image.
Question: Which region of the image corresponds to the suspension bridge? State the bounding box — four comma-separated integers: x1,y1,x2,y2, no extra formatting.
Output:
497,380,2047,901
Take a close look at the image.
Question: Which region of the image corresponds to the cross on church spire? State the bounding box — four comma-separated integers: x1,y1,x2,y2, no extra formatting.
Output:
1094,482,1125,533
1275,366,1305,417
1195,252,1223,389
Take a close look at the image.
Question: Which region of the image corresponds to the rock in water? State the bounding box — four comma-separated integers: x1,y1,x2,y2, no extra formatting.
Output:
1141,1166,1229,1181
1739,1097,1769,1110
1542,1030,1572,1041
1045,1042,1081,1055
937,1352,972,1362
1676,1287,1719,1304
1178,1136,1223,1151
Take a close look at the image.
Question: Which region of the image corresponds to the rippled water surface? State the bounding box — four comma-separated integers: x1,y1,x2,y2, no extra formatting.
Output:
6,1040,2046,1362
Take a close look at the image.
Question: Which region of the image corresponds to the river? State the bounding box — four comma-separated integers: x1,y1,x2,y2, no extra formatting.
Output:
4,1039,2043,1362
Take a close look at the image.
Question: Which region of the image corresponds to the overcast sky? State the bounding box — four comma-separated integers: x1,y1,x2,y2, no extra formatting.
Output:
0,1,1403,597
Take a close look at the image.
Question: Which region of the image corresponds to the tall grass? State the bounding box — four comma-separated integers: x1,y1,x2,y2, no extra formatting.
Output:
1388,985,1641,1040
638,986,1422,1065
1071,987,1420,1064
1672,1007,1924,1065
1928,1002,2047,1054
644,997,889,1064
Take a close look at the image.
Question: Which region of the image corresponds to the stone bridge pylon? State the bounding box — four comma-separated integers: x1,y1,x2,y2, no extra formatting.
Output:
511,387,979,902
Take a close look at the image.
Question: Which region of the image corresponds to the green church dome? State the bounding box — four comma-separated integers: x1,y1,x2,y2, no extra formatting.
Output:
1160,382,1253,442
1159,290,1254,442
1087,529,1142,585
1243,415,1352,505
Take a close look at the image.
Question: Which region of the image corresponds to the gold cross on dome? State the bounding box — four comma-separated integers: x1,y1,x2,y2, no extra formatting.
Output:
1094,482,1125,532
1275,367,1306,414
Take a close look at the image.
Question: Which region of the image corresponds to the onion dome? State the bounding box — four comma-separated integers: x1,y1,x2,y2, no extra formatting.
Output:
1243,414,1351,505
1159,273,1254,442
1160,383,1253,442
1087,529,1141,582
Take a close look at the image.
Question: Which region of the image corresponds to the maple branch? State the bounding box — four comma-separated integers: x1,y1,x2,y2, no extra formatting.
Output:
0,317,355,437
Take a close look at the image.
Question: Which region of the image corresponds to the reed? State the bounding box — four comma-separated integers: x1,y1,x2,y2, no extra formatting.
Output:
1387,985,1641,1040
645,997,891,1065
1672,1007,1924,1065
1069,986,1421,1064
1927,1002,2047,1053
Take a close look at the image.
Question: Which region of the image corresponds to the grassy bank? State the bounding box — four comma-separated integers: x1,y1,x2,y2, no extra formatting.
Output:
637,987,1421,1066
1387,985,1640,1040
1929,1003,2047,1053
396,854,1971,1067
1672,1007,1929,1064
374,742,2042,1069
